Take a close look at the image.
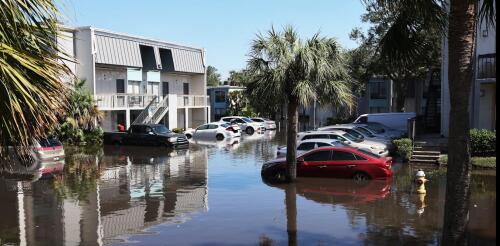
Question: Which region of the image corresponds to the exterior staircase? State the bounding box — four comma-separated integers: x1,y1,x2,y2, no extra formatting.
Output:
409,141,441,166
131,96,169,125
422,69,441,133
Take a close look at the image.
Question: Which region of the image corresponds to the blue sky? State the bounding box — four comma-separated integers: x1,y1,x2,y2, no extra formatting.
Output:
59,0,368,80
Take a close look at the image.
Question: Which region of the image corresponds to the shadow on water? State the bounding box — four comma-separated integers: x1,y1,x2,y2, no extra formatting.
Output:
0,130,496,245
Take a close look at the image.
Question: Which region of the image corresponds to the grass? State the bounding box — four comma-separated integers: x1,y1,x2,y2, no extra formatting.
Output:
439,154,496,169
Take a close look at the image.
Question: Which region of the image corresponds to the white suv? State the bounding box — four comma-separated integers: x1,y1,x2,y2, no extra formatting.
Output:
184,122,241,140
296,130,389,156
219,116,265,135
251,117,277,130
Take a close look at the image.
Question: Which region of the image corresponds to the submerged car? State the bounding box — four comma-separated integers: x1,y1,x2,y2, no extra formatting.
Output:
262,146,393,182
184,122,241,140
251,117,277,130
276,139,348,158
219,116,265,134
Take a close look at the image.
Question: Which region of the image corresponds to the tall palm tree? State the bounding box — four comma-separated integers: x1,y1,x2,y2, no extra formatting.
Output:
363,0,495,243
247,26,354,182
0,0,71,162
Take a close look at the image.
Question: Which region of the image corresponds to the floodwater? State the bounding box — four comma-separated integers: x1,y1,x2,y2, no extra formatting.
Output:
0,131,496,245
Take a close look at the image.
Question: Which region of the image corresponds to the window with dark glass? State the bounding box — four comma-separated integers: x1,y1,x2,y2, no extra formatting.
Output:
298,142,315,151
215,91,226,103
370,81,387,99
196,125,208,131
304,150,332,162
208,124,219,129
331,151,357,161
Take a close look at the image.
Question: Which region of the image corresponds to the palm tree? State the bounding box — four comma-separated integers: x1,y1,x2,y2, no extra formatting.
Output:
247,26,354,182
363,0,495,243
0,0,71,162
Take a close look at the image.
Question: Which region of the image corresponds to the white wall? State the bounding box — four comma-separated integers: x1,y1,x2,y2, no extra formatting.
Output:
478,83,496,129
95,67,127,94
57,29,76,84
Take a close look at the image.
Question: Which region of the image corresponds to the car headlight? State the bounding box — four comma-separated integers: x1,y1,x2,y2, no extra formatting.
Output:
168,137,177,143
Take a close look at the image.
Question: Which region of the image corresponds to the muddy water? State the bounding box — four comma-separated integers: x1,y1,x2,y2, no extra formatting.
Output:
0,131,495,245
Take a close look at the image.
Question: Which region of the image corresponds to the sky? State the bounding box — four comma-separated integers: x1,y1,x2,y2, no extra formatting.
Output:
59,0,369,80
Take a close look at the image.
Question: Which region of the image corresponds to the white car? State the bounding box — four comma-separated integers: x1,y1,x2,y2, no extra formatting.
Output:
184,122,241,140
190,137,240,150
296,130,389,157
276,139,348,158
219,116,265,135
251,117,277,130
318,124,392,146
353,122,404,139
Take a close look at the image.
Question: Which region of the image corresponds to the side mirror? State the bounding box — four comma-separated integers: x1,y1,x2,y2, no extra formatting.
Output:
343,140,351,145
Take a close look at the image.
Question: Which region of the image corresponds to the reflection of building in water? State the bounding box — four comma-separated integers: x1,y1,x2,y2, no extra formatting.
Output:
0,147,208,245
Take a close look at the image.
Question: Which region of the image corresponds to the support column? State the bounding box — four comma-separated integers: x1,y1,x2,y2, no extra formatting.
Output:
184,108,189,129
206,107,211,123
168,94,178,129
125,109,130,129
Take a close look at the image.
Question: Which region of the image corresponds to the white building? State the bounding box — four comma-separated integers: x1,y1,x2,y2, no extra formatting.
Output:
60,26,210,132
441,3,496,136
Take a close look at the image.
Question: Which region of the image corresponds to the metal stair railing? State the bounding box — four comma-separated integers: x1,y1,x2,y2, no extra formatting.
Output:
151,96,169,124
131,96,158,125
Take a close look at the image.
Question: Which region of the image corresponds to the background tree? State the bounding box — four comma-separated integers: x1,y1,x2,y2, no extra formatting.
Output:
207,65,222,86
0,0,71,162
362,0,495,243
350,1,442,111
226,69,252,86
247,26,353,182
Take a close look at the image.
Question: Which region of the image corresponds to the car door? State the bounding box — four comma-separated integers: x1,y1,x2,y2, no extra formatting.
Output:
144,126,157,145
206,124,219,138
194,124,209,137
329,150,359,178
300,149,333,177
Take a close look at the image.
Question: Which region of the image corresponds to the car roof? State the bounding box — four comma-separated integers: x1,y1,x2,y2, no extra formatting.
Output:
319,125,356,130
298,146,360,156
299,130,346,135
298,139,341,144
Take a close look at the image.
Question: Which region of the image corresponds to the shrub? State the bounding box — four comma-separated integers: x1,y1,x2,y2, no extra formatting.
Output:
438,154,496,169
84,127,103,145
172,128,184,133
470,128,496,156
392,138,413,160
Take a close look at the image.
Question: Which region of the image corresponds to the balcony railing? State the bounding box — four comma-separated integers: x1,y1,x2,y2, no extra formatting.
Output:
95,94,158,109
177,95,209,107
477,53,496,79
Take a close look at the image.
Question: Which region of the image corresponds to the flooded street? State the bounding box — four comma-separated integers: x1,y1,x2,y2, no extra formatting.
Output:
0,131,496,245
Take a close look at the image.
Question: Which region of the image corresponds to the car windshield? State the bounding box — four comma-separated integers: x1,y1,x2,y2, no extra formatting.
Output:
242,118,253,123
252,118,263,122
342,133,363,143
39,137,62,147
363,122,385,133
355,127,375,137
152,125,171,134
357,148,381,158
221,123,230,128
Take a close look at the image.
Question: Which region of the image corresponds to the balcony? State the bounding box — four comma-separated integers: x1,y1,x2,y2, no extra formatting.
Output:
95,94,157,110
177,95,210,108
477,53,496,80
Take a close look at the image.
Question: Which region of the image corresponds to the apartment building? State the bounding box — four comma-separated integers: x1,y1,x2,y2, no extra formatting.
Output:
61,26,210,132
441,3,496,136
206,85,245,121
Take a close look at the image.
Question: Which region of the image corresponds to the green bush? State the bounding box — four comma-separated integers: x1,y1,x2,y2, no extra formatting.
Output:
392,138,413,160
470,129,496,156
84,127,103,145
172,128,184,133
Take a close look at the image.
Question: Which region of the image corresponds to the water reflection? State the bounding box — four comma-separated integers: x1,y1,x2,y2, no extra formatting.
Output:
0,145,208,245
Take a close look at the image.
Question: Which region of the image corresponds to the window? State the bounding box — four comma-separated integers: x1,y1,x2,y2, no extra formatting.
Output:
370,81,387,99
304,150,332,162
355,155,367,161
252,118,264,122
215,91,226,103
183,83,189,94
130,125,147,134
302,134,330,140
222,117,233,122
128,81,141,94
152,125,171,134
162,82,169,96
317,142,331,147
116,79,125,93
331,151,357,161
196,125,208,131
355,127,375,137
343,129,364,139
208,124,219,129
298,142,316,151
215,108,226,121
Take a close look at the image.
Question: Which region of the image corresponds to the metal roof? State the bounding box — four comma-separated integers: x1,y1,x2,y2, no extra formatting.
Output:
95,34,143,67
171,48,205,74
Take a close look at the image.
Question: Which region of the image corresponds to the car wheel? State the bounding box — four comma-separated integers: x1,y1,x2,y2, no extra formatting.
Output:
352,172,370,183
246,127,254,135
216,134,224,141
185,134,192,139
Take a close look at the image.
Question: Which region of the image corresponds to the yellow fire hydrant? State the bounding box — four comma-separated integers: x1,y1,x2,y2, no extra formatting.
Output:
415,169,428,194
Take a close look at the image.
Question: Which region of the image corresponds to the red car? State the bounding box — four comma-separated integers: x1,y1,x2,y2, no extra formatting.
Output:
261,146,393,182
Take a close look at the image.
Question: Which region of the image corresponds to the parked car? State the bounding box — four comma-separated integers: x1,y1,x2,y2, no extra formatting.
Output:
184,122,241,140
296,130,389,156
353,121,404,139
219,116,265,134
251,117,277,130
276,139,348,157
103,124,188,147
261,146,393,181
353,112,416,134
317,124,393,146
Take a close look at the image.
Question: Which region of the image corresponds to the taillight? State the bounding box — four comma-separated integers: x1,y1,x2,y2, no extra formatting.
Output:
226,127,234,131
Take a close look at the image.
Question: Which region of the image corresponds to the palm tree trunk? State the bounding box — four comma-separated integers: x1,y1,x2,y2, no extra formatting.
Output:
442,0,476,244
285,96,299,182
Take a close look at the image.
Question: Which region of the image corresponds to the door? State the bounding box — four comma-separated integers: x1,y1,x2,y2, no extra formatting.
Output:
116,79,125,107
330,150,359,178
183,83,190,105
300,150,333,177
148,82,160,102
162,82,169,99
